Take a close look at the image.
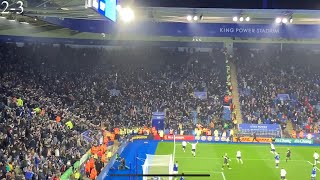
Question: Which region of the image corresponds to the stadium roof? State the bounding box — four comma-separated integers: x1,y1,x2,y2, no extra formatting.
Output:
2,1,320,42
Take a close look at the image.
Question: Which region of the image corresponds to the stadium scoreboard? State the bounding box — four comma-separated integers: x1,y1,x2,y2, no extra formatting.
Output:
87,0,117,22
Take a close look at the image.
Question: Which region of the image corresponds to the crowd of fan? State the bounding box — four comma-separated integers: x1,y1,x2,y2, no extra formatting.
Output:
0,43,228,179
236,47,320,134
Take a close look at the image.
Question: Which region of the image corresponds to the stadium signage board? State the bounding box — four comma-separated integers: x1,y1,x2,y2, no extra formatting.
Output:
131,135,149,140
164,135,195,141
275,138,313,144
195,136,228,142
233,137,272,143
239,124,280,131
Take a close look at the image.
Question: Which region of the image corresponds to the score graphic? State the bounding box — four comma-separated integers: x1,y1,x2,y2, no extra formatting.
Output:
92,0,117,22
1,1,24,14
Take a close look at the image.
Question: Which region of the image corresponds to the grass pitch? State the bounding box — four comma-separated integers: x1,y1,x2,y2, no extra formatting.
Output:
155,142,318,180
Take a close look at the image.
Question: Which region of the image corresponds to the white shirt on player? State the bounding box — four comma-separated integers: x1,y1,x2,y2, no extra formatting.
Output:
314,152,319,160
236,151,241,158
281,169,287,176
191,143,197,150
182,141,187,147
271,143,275,150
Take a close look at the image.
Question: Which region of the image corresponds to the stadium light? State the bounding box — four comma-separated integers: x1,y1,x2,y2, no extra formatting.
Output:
232,16,238,22
116,5,122,11
187,15,192,21
120,7,134,22
193,15,198,21
245,17,250,22
275,17,282,24
239,16,244,22
289,18,293,23
282,18,288,24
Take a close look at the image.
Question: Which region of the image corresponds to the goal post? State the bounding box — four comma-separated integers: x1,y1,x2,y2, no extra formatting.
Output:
142,154,174,180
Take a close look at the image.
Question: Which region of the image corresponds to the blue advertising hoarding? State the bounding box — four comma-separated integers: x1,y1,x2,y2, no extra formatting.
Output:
239,124,281,131
152,112,165,130
194,92,207,99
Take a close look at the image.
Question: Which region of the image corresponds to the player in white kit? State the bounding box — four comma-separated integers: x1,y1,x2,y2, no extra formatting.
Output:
188,141,198,157
314,151,319,164
182,141,187,152
270,142,276,154
236,150,243,164
280,168,287,180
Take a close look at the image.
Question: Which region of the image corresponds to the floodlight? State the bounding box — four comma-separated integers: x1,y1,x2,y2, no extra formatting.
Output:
193,15,198,21
245,17,250,22
187,15,192,21
282,18,288,23
120,7,134,22
232,16,238,22
275,17,282,23
239,17,244,22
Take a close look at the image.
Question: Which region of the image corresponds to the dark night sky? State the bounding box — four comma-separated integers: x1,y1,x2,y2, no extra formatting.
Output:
129,0,320,10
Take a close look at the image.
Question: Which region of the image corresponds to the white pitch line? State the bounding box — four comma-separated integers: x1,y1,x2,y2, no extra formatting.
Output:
221,172,226,180
307,161,320,171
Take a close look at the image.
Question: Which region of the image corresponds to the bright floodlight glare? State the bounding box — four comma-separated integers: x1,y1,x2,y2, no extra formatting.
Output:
245,17,250,21
187,15,192,21
239,17,244,22
116,5,122,11
289,18,293,23
193,15,198,21
232,16,238,22
282,18,288,24
275,17,282,23
120,7,134,22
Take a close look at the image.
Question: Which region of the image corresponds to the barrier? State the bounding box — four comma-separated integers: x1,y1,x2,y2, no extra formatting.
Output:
275,138,314,144
233,137,272,143
164,135,195,141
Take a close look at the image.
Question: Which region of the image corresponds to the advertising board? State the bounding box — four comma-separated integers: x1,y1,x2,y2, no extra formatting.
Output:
164,135,195,141
131,135,149,140
233,137,272,143
195,136,229,142
275,138,314,144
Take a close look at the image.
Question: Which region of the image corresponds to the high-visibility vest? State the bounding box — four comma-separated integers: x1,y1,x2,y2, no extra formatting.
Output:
114,128,120,135
110,133,115,141
292,131,296,138
207,130,212,136
299,131,304,138
90,168,97,180
101,154,107,163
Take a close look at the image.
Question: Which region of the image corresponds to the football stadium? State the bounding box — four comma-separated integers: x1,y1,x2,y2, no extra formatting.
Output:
0,0,320,180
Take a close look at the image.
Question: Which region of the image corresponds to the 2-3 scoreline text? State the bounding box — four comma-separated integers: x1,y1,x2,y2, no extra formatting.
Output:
1,1,24,14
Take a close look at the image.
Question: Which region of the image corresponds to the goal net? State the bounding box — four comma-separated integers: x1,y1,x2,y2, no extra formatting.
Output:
142,154,174,180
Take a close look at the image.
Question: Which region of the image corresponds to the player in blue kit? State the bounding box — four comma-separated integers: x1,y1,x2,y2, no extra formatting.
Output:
180,173,185,180
275,153,280,168
173,161,179,180
311,165,317,180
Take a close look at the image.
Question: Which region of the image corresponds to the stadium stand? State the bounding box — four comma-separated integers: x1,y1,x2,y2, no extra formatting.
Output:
235,46,320,138
0,43,233,179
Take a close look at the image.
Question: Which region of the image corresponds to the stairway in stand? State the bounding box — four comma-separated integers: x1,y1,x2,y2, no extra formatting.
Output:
230,62,243,125
284,121,294,138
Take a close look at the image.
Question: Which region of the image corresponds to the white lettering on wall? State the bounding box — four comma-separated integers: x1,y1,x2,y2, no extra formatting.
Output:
220,27,280,34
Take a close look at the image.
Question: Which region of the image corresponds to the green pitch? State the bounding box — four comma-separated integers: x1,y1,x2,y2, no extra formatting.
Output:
155,142,318,180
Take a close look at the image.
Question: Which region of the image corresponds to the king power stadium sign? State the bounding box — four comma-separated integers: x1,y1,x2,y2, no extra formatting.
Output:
275,138,314,144
219,27,280,34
